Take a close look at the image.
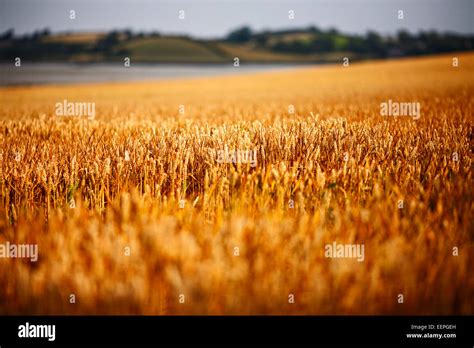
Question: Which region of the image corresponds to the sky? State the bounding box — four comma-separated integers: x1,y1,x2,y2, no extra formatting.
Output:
0,0,473,38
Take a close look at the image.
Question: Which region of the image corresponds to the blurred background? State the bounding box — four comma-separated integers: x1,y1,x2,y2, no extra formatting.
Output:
0,0,472,84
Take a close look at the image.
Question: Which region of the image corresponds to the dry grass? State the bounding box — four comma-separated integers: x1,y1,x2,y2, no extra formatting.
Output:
42,32,105,44
0,53,473,314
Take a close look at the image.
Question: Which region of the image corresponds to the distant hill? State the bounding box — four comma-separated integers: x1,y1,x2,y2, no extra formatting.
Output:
0,26,472,63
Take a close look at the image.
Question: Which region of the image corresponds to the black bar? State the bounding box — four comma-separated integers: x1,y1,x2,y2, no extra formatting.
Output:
0,316,472,346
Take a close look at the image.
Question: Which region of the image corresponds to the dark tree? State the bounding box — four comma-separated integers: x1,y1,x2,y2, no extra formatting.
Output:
0,29,14,41
226,26,253,43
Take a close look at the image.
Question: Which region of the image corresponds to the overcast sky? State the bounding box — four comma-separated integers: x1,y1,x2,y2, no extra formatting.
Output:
0,0,472,38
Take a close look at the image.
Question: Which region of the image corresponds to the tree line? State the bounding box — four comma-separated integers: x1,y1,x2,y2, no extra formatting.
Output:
226,26,474,57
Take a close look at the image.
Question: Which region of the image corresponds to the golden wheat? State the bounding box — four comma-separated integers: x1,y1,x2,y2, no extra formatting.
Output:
0,53,473,314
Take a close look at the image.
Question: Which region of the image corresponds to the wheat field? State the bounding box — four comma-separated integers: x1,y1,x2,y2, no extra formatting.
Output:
0,53,473,315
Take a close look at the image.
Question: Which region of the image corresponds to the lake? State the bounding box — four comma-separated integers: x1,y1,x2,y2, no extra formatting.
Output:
0,63,307,86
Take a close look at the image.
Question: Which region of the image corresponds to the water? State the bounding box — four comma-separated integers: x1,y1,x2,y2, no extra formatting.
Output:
0,62,307,86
